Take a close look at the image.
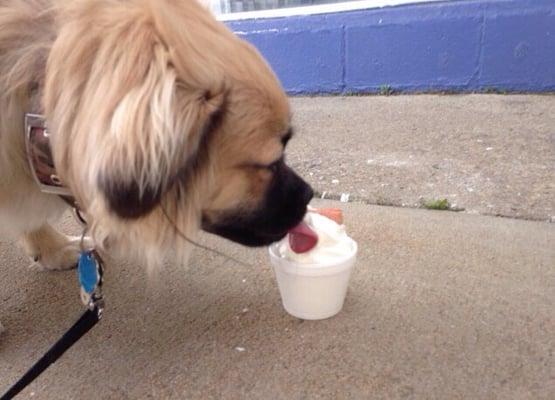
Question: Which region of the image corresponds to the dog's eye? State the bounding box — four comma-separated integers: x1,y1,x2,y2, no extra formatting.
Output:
266,158,283,173
245,158,283,172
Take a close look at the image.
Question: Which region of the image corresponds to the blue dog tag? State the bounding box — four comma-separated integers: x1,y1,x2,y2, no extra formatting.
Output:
78,251,100,295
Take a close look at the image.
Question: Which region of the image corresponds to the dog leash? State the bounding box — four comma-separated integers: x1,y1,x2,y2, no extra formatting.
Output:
1,250,104,400
2,115,107,399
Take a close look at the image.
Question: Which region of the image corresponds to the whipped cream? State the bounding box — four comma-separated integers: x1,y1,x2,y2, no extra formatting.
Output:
277,212,354,264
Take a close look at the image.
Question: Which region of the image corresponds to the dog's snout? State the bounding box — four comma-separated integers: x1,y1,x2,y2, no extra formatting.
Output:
200,162,314,247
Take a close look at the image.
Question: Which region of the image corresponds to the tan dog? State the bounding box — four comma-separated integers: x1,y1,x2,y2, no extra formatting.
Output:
0,0,313,274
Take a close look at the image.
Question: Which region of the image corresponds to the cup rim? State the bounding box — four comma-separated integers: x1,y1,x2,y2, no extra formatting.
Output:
268,239,358,269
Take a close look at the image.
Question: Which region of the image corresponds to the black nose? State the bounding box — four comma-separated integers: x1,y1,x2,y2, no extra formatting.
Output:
283,165,313,203
280,166,313,226
302,183,314,206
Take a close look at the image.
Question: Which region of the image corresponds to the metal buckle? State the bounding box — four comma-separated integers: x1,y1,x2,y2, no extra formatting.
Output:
24,114,72,196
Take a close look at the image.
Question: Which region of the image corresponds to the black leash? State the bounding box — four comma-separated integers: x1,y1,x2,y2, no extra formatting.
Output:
0,307,102,400
1,251,104,400
14,117,106,399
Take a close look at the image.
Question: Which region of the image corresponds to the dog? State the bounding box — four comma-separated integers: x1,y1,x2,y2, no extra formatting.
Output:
0,0,313,274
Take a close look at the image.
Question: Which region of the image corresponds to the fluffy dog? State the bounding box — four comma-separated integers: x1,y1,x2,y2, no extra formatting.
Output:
0,0,313,271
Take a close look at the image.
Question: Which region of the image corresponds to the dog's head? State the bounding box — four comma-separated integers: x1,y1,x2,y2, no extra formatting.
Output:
44,0,312,261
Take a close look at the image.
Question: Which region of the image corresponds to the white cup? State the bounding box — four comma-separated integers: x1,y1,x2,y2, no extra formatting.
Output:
268,239,357,320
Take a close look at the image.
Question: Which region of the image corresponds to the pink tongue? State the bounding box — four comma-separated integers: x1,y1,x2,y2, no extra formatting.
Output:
288,221,318,253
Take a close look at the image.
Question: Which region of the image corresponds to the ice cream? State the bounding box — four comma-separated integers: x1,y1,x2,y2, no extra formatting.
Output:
277,211,355,264
269,207,358,319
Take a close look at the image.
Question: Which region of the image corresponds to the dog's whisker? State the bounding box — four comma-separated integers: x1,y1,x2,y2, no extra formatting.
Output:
160,205,255,268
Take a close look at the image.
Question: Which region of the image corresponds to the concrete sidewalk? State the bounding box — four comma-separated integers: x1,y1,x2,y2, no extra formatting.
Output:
1,200,553,399
288,95,554,221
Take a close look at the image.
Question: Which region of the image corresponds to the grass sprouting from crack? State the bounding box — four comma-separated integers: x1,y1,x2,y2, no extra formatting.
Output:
379,84,394,96
421,198,451,210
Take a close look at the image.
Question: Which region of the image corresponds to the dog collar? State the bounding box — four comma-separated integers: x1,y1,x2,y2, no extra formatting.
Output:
25,114,71,195
24,114,84,210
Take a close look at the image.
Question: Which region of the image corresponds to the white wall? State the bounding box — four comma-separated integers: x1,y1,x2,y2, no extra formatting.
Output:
208,0,451,20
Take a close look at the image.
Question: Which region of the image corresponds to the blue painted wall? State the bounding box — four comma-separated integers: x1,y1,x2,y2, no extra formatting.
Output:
227,0,555,94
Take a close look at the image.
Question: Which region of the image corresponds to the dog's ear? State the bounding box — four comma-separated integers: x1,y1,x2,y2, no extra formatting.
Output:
97,45,226,220
100,71,225,219
44,0,228,219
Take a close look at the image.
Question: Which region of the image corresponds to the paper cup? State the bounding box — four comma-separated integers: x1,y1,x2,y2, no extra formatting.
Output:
268,239,357,320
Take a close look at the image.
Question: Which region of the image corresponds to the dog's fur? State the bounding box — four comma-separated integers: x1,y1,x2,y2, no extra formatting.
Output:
0,0,313,272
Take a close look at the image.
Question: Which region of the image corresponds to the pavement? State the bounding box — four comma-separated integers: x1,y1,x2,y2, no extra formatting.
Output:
288,95,554,222
1,95,554,399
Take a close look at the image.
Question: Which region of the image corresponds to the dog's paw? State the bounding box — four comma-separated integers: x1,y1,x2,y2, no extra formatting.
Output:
29,236,85,271
21,225,96,271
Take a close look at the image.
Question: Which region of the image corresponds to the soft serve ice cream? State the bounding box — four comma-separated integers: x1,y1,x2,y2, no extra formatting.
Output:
277,210,356,264
269,207,358,319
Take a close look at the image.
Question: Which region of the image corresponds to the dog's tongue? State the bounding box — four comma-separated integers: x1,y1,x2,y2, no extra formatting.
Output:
288,221,318,253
